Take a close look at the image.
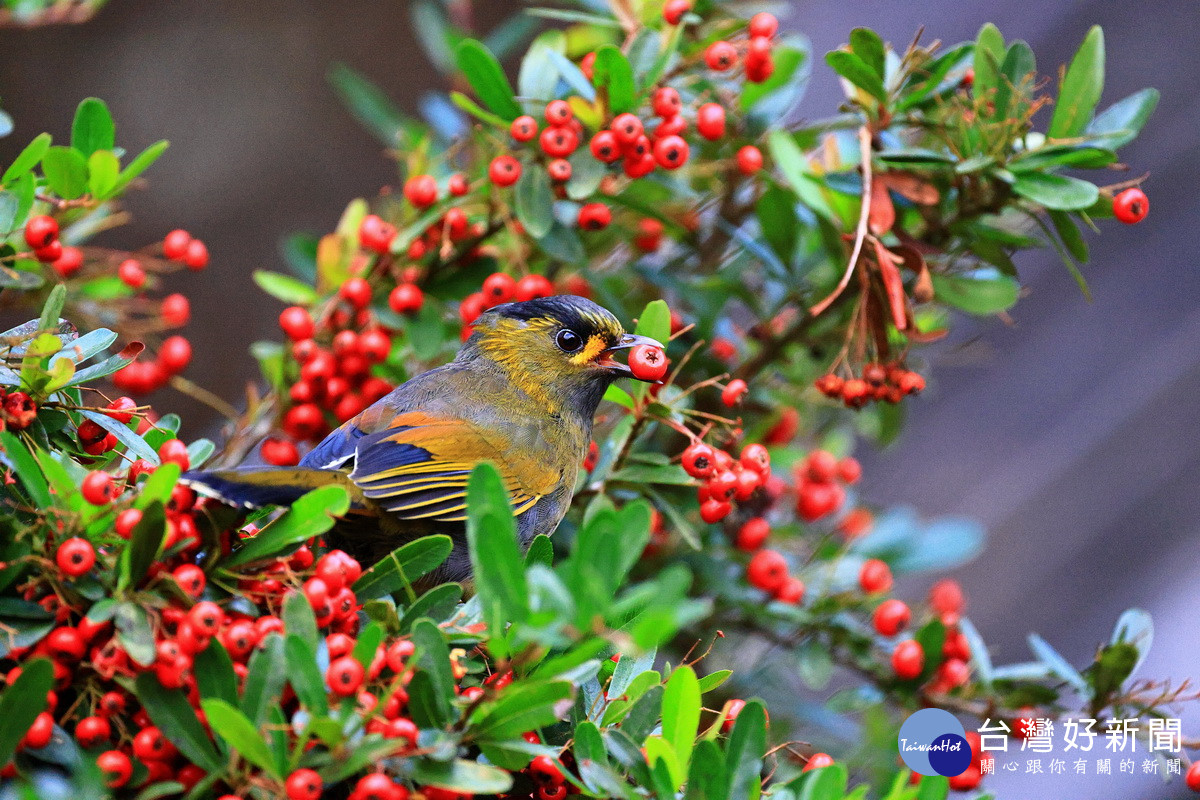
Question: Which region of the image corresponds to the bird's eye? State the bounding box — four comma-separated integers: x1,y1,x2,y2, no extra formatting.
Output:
555,329,584,353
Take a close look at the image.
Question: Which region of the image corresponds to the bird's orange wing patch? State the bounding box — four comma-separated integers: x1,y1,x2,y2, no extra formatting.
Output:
348,411,557,522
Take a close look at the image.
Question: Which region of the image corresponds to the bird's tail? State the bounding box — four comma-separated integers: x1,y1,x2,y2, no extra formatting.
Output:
181,466,362,509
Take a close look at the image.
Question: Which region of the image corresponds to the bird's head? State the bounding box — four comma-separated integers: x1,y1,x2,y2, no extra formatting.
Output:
460,294,662,416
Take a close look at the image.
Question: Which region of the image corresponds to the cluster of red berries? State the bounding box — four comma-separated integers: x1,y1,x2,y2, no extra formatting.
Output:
74,396,140,456
794,449,860,522
681,439,773,521
814,363,925,408
276,303,395,453
0,388,38,431
661,5,782,83
873,576,972,697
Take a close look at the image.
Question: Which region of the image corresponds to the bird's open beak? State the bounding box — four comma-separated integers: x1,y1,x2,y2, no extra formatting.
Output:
598,333,664,381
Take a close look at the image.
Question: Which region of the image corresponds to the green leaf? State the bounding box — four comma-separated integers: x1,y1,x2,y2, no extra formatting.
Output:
1011,172,1099,211
593,45,636,114
116,501,167,592
410,759,514,794
1086,87,1159,149
37,284,64,334
848,28,885,78
797,638,833,690
725,700,766,800
2,133,51,185
602,383,635,409
241,633,287,726
283,635,328,716
135,462,180,509
932,273,1019,315
42,146,89,199
71,98,116,156
685,738,729,800
0,657,52,768
252,270,318,305
449,90,510,128
200,698,280,778
282,589,320,653
456,39,523,121
135,673,224,773
1110,607,1153,675
662,665,700,777
795,763,848,800
471,680,572,741
1048,26,1105,139
972,23,1005,105
534,220,585,264
756,185,799,263
191,639,239,706
768,130,836,223
328,63,417,148
825,50,887,103
223,485,350,567
354,534,453,601
399,583,463,631
524,533,553,568
1048,210,1088,263
79,409,160,464
696,670,733,694
115,601,156,667
634,299,670,345
466,464,529,630
515,165,555,238
0,431,50,507
87,150,120,199
111,140,169,194
410,618,455,726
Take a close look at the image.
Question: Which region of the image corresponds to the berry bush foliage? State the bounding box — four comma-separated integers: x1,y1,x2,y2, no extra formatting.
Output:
0,2,1182,800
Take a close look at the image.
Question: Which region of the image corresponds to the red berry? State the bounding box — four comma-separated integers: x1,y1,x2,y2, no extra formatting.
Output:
610,113,644,146
1186,761,1200,792
721,698,746,732
775,576,805,604
34,240,62,262
132,726,177,761
696,103,726,140
705,40,738,71
947,764,982,791
547,158,572,182
746,55,775,83
859,558,893,594
159,292,189,326
633,217,663,252
837,456,862,484
447,172,469,197
662,0,691,24
514,274,554,301
1113,187,1148,224
938,657,970,688
590,130,621,162
511,115,538,142
75,715,112,748
81,471,117,505
285,768,323,800
24,215,59,249
736,145,764,175
489,155,522,187
404,174,438,208
891,639,924,679
539,126,579,158
653,135,690,170
580,51,596,80
740,443,770,474
482,272,516,305
114,508,142,538
545,99,573,127
735,517,770,551
360,329,391,363
97,749,132,787
747,549,788,592
578,202,612,231
389,283,424,315
721,378,748,406
340,277,372,308
326,655,366,696
654,114,687,138
681,442,716,478
359,214,397,254
52,246,83,278
699,498,731,523
529,754,564,784
627,344,668,380
279,306,315,340
117,259,146,289
748,12,779,38
804,753,834,773
184,239,209,270
158,335,192,375
929,579,965,615
158,438,191,470
796,480,843,522
56,537,95,577
162,229,191,259
873,599,911,637
651,87,682,118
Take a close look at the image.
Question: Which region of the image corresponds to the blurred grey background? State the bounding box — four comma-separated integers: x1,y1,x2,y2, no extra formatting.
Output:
1,2,1196,797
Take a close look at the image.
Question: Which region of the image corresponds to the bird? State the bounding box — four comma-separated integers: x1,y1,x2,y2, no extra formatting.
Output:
182,295,662,584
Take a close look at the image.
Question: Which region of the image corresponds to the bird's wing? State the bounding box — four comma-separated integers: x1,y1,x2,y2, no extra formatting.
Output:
347,410,561,523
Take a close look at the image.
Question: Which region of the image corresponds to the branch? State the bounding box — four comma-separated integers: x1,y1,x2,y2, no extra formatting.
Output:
809,126,874,317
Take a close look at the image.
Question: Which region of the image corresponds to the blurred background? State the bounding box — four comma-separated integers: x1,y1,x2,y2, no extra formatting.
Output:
1,2,1196,797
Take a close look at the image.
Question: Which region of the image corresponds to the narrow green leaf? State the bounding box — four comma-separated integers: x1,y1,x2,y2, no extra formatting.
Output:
972,23,1005,104
241,633,287,726
252,270,318,305
115,602,156,666
223,485,350,567
136,673,224,773
42,146,89,199
410,759,514,794
354,534,453,601
71,98,116,156
200,698,280,778
593,45,636,114
191,639,239,706
470,680,572,741
79,409,160,464
662,665,701,776
283,635,328,716
1048,210,1088,263
282,588,320,653
825,50,887,102
515,165,555,238
411,618,455,726
1011,172,1099,211
1086,87,1159,148
725,700,767,800
466,464,529,626
328,63,416,148
399,582,463,631
117,501,167,592
0,431,50,507
449,90,510,128
87,150,120,199
111,140,169,194
2,133,51,185
456,39,523,121
1049,26,1105,138
0,657,53,767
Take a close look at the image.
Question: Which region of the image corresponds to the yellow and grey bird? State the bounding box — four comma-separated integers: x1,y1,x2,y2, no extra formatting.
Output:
183,295,661,582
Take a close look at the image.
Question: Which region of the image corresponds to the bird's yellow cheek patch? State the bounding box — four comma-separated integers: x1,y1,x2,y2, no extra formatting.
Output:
570,334,609,366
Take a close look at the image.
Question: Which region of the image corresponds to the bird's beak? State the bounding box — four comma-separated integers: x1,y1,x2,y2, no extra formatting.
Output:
598,333,664,381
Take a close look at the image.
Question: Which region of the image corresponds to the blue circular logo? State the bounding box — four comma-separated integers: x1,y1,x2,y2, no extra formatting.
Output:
898,709,971,776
